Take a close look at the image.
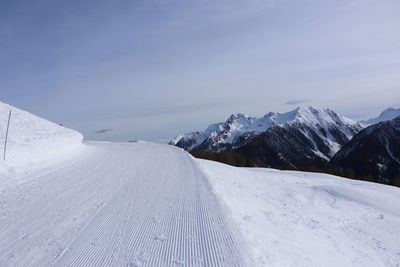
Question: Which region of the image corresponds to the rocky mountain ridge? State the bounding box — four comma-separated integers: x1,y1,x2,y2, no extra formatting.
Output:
171,106,362,168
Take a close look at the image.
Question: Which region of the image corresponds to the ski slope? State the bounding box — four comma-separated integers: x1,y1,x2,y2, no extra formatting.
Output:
0,141,249,266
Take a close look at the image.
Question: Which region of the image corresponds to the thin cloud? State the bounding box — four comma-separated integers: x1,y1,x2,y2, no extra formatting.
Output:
286,99,310,105
93,128,113,134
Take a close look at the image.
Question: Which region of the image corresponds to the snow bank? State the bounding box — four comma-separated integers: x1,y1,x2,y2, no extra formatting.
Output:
0,102,85,177
198,159,400,267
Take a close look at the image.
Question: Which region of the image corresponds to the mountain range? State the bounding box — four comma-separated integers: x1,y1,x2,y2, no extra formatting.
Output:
171,106,400,186
171,106,362,168
359,107,400,126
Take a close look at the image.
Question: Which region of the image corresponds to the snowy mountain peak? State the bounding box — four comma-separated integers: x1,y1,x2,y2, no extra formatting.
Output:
171,106,362,159
378,107,400,121
263,111,274,117
359,107,400,126
381,107,397,116
293,106,327,120
295,105,313,114
226,113,254,124
291,106,320,122
265,106,356,131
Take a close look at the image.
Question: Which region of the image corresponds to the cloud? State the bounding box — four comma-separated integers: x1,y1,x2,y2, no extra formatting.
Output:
93,128,113,134
286,99,310,105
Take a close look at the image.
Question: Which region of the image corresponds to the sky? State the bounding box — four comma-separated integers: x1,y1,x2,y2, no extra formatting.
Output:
1,0,400,142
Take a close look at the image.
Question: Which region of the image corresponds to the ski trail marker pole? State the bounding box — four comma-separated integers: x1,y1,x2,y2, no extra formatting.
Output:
3,110,11,161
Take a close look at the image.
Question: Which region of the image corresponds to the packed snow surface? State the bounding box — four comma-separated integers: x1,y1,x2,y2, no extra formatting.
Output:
0,142,249,266
199,159,400,267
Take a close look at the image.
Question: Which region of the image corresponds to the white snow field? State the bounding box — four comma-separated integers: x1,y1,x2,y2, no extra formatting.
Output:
199,160,400,267
1,102,399,267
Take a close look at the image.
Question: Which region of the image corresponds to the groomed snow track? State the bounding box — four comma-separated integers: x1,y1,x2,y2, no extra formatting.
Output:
0,142,247,266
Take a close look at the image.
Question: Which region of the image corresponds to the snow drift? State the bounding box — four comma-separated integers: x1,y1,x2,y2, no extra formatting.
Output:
0,102,85,177
199,159,400,267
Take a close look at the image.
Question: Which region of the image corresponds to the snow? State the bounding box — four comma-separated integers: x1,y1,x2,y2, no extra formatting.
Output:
171,106,361,154
0,102,86,178
199,159,400,267
360,107,400,126
312,150,330,161
0,141,250,266
222,113,256,143
1,101,399,266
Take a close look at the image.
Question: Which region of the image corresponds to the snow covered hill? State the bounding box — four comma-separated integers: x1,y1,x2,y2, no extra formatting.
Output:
360,107,400,126
171,106,362,169
0,102,85,177
200,159,400,267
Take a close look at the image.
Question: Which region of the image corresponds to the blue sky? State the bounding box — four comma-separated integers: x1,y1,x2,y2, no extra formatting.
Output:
1,0,400,141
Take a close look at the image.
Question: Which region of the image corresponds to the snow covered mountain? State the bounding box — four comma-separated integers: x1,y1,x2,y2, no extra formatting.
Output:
171,106,362,169
331,116,400,186
0,101,85,176
360,107,400,126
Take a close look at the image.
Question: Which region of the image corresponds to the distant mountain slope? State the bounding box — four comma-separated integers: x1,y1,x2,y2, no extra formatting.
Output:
331,116,400,186
360,107,400,126
0,101,84,173
171,106,362,169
